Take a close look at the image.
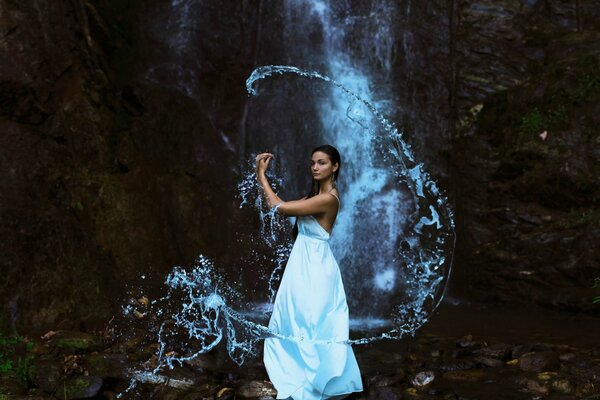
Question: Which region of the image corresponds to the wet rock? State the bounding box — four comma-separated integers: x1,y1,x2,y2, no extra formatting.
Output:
537,371,558,381
366,386,402,400
184,353,219,372
56,376,103,400
410,371,435,388
475,343,511,360
31,359,63,392
442,370,485,383
101,391,118,400
510,344,532,359
575,381,597,396
130,370,195,389
516,377,549,396
439,359,476,371
519,351,560,372
368,374,402,387
559,352,576,362
53,331,102,352
552,378,573,394
83,353,128,379
473,356,503,368
455,335,480,348
0,372,27,395
236,380,276,398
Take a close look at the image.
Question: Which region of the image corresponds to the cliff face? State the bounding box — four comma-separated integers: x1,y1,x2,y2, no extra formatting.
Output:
450,0,600,310
0,1,255,331
0,0,598,332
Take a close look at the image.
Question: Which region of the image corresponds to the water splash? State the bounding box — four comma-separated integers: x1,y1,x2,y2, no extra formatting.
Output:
246,65,455,323
119,65,455,396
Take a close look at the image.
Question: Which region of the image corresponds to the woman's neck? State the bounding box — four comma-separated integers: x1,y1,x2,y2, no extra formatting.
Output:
318,181,335,194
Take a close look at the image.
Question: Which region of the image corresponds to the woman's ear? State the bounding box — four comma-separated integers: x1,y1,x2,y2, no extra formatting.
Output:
333,162,339,172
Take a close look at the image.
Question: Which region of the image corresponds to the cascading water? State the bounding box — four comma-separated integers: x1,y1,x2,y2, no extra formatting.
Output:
118,0,455,394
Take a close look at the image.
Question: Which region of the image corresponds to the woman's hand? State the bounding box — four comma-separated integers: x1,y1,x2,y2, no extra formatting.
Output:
255,152,274,176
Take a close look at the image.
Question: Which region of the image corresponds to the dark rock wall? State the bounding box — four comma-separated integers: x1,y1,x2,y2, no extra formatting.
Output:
0,0,257,332
1,0,599,332
450,0,600,310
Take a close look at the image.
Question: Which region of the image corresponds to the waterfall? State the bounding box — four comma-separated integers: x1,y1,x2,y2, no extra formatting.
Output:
279,0,410,320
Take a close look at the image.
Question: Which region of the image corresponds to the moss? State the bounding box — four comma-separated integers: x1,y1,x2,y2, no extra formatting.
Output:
519,108,546,137
556,209,600,230
0,332,34,386
462,74,508,91
56,336,97,351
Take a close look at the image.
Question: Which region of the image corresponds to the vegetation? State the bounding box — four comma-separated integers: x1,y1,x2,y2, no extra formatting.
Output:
0,330,34,384
518,66,600,141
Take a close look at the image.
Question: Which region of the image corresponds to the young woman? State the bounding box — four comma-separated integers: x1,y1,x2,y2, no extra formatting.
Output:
256,144,363,400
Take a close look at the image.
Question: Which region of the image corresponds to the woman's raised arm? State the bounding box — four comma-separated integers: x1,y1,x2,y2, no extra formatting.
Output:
255,152,336,217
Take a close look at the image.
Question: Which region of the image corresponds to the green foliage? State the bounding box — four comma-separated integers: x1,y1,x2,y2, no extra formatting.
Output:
519,108,547,137
0,330,33,384
518,67,600,141
572,74,600,103
519,104,569,139
593,277,600,305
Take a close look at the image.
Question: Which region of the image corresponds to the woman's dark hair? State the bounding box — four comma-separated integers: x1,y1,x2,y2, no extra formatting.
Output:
292,144,341,240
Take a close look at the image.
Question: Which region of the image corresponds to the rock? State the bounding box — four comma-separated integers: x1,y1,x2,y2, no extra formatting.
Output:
517,378,549,396
537,371,557,381
439,360,476,371
56,376,103,400
559,352,576,362
442,370,485,383
552,379,573,394
83,353,128,379
410,371,435,388
0,372,27,395
366,386,402,400
519,351,560,372
129,370,195,389
101,391,118,400
475,343,511,360
474,356,503,368
575,381,596,396
236,380,276,398
31,359,63,392
368,374,402,387
510,344,532,359
53,331,102,352
184,353,219,372
456,335,479,348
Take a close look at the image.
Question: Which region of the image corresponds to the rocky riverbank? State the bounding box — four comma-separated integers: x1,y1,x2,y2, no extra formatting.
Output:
2,302,599,400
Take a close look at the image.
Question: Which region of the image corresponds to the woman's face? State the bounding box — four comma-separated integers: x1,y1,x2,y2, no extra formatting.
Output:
311,151,338,181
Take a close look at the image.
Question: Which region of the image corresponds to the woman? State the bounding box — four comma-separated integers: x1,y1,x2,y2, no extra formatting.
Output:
256,145,363,400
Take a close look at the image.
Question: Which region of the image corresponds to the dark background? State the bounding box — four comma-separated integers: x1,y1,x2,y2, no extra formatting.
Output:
1,0,599,335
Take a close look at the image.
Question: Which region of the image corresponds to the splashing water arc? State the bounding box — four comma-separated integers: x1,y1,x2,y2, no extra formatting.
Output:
126,66,455,384
245,65,456,337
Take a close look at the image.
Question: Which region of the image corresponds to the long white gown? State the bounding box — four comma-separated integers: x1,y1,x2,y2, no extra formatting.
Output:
263,194,363,400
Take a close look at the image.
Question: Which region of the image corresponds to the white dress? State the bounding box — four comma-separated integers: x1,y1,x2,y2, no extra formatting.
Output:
263,193,363,399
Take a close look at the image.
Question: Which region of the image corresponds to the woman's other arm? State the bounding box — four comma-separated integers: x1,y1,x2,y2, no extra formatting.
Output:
276,195,336,216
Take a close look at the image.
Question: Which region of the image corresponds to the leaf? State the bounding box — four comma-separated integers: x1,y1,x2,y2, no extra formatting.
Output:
216,387,234,398
41,330,57,340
